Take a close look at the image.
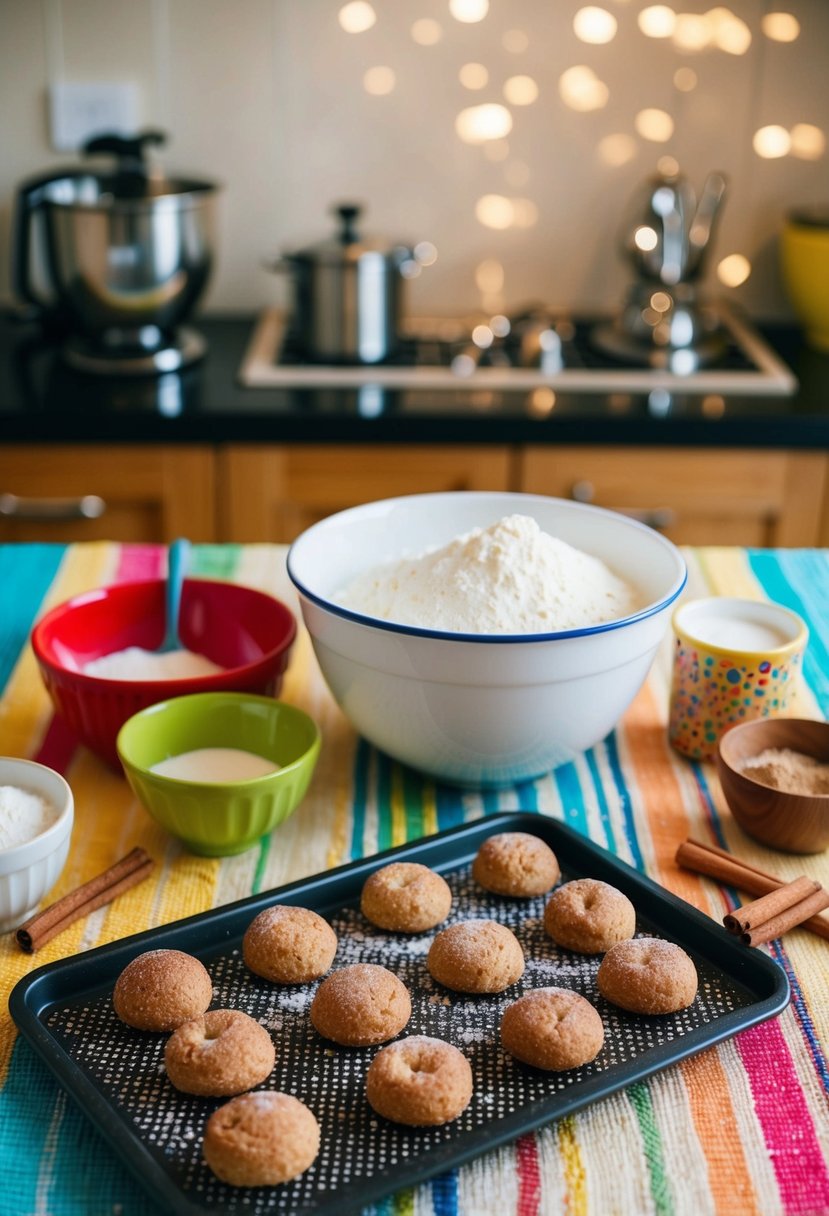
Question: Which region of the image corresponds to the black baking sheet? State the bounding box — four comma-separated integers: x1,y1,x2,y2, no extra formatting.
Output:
9,812,789,1216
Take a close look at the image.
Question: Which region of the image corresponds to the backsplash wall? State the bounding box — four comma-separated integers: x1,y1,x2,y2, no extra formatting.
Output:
2,0,827,320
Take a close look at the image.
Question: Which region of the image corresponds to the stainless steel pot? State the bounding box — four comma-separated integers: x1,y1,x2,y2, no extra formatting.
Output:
269,204,424,364
13,131,219,368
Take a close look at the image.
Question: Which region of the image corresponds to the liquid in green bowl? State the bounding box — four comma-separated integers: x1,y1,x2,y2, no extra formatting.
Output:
117,692,321,856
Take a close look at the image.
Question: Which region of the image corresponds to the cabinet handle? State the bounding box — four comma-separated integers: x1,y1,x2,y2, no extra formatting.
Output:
569,480,676,532
0,493,107,521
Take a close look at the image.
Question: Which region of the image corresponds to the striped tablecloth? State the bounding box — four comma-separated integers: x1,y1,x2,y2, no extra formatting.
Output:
1,541,828,1216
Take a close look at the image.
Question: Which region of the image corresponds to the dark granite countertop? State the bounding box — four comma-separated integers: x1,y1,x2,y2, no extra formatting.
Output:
1,309,827,448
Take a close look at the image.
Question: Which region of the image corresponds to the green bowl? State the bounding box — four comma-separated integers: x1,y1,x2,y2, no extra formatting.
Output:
117,692,321,856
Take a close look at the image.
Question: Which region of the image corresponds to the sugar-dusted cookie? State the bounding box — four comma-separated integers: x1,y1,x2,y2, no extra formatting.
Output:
501,987,604,1070
203,1092,320,1186
165,1009,275,1096
361,862,452,933
597,938,698,1015
243,904,337,984
544,878,636,954
366,1035,473,1126
310,963,411,1046
113,949,212,1032
427,919,524,993
472,832,560,898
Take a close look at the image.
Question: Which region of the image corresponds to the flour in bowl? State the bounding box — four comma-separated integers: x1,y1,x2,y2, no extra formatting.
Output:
0,786,58,849
335,514,642,633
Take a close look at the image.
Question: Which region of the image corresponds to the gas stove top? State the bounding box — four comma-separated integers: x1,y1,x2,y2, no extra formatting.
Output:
239,302,797,397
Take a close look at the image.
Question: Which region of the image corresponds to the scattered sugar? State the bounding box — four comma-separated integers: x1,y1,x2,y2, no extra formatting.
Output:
278,989,312,1013
407,937,433,955
82,646,224,681
455,1027,492,1044
336,513,642,634
0,785,59,849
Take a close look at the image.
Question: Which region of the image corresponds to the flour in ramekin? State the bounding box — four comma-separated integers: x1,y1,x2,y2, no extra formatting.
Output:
335,513,641,633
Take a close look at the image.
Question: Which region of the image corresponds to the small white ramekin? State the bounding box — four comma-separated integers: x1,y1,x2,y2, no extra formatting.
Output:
0,758,74,933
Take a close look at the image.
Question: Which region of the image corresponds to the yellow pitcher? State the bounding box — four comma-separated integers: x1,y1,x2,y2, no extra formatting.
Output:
780,207,829,351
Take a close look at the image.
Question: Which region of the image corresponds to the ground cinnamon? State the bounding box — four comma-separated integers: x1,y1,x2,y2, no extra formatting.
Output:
741,747,829,795
15,847,154,953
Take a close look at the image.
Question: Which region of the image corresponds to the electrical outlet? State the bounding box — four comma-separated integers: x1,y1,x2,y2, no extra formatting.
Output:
49,81,140,153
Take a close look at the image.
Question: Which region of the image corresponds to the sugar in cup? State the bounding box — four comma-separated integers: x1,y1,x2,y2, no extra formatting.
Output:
668,596,808,762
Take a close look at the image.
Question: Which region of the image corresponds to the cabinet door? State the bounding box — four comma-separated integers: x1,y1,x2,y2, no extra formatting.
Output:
0,445,216,543
519,446,827,547
219,445,514,541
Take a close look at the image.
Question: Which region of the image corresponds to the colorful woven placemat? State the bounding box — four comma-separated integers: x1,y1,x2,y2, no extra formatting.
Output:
0,541,827,1216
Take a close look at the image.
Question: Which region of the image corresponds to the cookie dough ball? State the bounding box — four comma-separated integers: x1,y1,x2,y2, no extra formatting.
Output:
501,987,604,1071
310,963,411,1046
243,904,337,984
366,1036,473,1126
472,832,560,898
113,949,212,1032
544,879,636,955
203,1092,320,1187
427,919,524,993
361,862,452,933
597,938,698,1015
165,1009,275,1096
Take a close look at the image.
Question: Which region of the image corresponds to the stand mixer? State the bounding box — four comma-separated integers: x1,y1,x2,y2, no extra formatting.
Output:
592,168,728,371
12,131,219,376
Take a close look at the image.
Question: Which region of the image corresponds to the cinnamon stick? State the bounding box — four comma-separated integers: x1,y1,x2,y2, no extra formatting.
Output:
742,887,829,947
675,838,829,944
16,847,154,953
723,876,820,934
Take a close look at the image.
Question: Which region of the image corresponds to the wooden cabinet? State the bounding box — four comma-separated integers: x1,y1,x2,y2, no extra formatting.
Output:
2,441,826,548
519,446,828,547
0,445,216,543
218,444,514,541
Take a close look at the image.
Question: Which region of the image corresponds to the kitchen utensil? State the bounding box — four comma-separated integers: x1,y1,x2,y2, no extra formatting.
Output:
621,169,727,287
117,692,320,856
287,491,686,786
717,718,829,853
12,130,219,375
592,169,728,369
780,207,829,352
0,758,74,932
9,812,789,1215
668,596,808,762
157,538,190,653
31,578,296,768
267,202,427,364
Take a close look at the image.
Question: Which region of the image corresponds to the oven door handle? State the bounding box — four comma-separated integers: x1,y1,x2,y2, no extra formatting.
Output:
0,493,107,522
569,480,676,532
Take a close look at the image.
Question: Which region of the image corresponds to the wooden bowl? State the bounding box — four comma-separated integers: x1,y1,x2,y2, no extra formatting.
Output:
717,718,829,854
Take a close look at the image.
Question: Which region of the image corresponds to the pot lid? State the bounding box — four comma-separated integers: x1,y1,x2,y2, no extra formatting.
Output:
286,203,411,264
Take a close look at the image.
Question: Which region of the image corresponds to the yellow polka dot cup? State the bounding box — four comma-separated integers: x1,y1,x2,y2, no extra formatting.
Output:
668,597,808,762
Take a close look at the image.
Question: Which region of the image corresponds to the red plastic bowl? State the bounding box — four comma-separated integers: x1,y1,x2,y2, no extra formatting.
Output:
31,578,297,768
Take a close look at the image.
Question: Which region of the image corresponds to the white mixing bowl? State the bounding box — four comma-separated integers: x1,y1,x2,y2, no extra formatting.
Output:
287,492,687,786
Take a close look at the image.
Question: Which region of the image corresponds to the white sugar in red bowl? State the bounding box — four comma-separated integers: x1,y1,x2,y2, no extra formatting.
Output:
287,491,687,787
